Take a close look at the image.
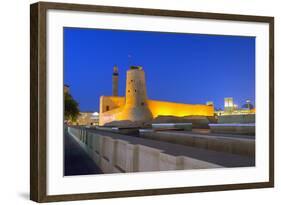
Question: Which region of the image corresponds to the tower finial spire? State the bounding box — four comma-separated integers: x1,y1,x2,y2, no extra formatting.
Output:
113,65,118,74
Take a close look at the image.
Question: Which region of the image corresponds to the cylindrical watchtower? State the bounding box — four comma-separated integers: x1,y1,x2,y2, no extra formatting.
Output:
122,66,152,122
112,65,118,96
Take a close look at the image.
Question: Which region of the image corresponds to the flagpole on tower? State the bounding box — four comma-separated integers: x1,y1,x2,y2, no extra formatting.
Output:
128,54,132,68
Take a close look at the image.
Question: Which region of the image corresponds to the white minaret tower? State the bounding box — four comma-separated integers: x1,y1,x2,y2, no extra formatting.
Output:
122,66,152,122
112,65,118,96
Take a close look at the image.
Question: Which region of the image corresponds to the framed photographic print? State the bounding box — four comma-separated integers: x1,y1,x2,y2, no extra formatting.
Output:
30,1,274,202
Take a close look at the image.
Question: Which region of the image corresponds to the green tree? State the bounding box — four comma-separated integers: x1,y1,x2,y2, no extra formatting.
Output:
64,92,80,122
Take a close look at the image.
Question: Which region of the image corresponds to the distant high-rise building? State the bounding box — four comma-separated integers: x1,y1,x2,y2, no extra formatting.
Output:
215,97,255,116
224,97,234,112
242,99,254,110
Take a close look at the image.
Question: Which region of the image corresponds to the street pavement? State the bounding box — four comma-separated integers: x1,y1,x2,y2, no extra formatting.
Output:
64,131,102,176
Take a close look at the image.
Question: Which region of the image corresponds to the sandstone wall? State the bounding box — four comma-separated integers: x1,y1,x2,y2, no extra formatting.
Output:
99,96,214,125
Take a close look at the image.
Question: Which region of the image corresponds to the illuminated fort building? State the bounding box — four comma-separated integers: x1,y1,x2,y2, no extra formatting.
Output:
99,66,214,125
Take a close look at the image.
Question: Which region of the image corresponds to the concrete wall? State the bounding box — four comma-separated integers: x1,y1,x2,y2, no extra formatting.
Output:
139,130,255,157
209,124,255,135
217,114,255,124
151,123,192,131
151,116,216,129
68,127,221,174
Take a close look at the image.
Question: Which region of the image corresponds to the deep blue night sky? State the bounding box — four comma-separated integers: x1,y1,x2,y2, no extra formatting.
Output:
64,27,255,112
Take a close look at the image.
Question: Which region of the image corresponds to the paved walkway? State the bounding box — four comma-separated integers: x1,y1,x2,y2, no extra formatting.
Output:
64,131,102,176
